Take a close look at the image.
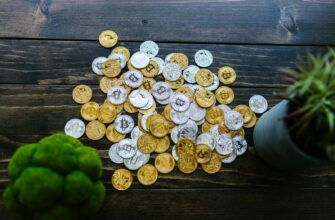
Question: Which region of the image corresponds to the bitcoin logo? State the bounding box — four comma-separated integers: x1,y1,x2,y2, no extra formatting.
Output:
175,98,185,106
113,89,121,100
157,86,166,95
146,64,154,72
129,73,139,82
223,71,231,79
120,118,130,131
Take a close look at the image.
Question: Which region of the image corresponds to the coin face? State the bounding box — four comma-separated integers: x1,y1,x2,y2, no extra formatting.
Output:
170,109,190,125
111,169,133,191
177,121,198,142
233,135,248,156
148,116,169,138
194,49,213,67
128,89,150,108
201,152,222,174
140,40,159,58
137,164,158,186
177,154,198,174
81,102,99,121
234,104,254,124
224,110,244,131
218,66,237,84
114,114,135,134
72,85,92,104
124,150,149,170
215,135,234,155
107,86,127,105
102,59,122,77
188,102,206,121
130,51,150,69
195,69,214,87
170,93,190,112
106,124,125,143
166,76,184,89
205,106,224,124
243,111,257,128
140,77,157,91
100,77,117,94
155,136,170,153
85,120,106,140
196,144,212,164
215,86,234,105
139,93,154,110
108,53,127,69
92,57,107,75
195,90,215,108
170,53,189,70
108,143,124,164
151,82,172,100
64,118,85,139
117,139,137,159
137,133,157,154
99,30,118,48
249,95,268,114
124,70,144,88
151,57,165,75
175,138,196,156
163,63,181,81
155,153,175,174
141,60,159,77
97,102,117,124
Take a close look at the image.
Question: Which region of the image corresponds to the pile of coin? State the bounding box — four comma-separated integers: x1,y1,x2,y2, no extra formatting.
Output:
65,30,269,191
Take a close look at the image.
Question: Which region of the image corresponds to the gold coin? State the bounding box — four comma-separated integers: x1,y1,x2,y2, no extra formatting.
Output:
243,111,257,128
137,164,158,186
80,101,99,121
215,86,234,104
166,120,175,134
154,136,170,153
217,121,231,135
102,59,121,78
201,151,222,174
139,77,156,91
205,106,224,124
175,138,196,157
124,97,138,114
162,104,173,121
166,76,184,89
176,86,194,102
229,127,245,137
196,144,212,164
170,53,189,70
195,69,214,86
155,153,175,174
99,30,118,48
137,133,157,154
97,102,117,124
106,124,125,143
195,90,215,108
148,116,169,138
103,100,124,114
234,104,253,124
218,66,236,85
112,46,130,61
86,120,106,141
141,60,159,77
111,78,131,94
177,154,198,174
201,121,214,133
100,77,117,94
72,85,92,104
138,101,156,114
111,169,132,191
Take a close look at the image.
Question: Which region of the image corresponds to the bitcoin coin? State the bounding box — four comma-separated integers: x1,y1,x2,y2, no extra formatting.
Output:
151,57,165,75
111,169,132,191
218,66,237,84
97,102,117,124
140,40,159,58
106,124,126,143
117,139,137,159
170,93,190,112
215,135,234,155
195,69,214,86
196,144,212,164
201,151,222,174
165,76,184,89
195,90,215,108
108,143,124,164
163,63,181,81
194,49,213,67
102,59,121,77
233,135,248,156
175,138,196,156
137,164,158,186
141,60,159,77
243,111,257,128
155,153,175,174
140,77,156,91
100,76,117,94
183,65,199,83
108,53,127,69
154,136,170,153
107,86,127,105
64,118,85,139
205,105,224,124
170,53,189,70
99,30,118,48
112,46,130,61
177,154,198,174
124,70,144,88
130,51,150,69
92,57,107,75
81,102,99,121
224,110,244,131
215,86,234,105
234,104,254,124
114,114,135,134
137,133,157,154
176,86,194,102
72,85,92,104
124,150,150,171
249,95,268,114
86,120,106,141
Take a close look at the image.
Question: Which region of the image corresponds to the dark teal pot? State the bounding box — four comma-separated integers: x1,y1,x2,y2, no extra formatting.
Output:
253,100,326,171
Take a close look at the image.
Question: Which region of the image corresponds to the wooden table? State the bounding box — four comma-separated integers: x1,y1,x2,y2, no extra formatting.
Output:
1,0,335,219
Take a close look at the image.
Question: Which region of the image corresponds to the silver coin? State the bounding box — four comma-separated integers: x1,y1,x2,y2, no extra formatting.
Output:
204,74,219,91
91,57,107,75
151,57,165,75
117,139,137,159
177,120,198,142
131,126,144,141
107,86,127,105
172,145,179,161
189,102,206,121
183,65,199,83
222,148,237,164
170,126,179,143
215,135,234,156
129,89,150,108
185,84,203,94
249,95,268,114
165,53,176,63
170,109,190,125
218,104,231,114
194,118,205,126
124,70,144,88
108,53,127,69
170,93,190,112
64,118,85,139
141,112,155,132
130,51,150,69
108,143,124,164
224,110,244,131
233,135,248,156
210,125,220,139
194,49,213,67
163,63,181,81
124,150,149,170
197,133,214,150
151,82,172,100
114,114,135,134
155,97,170,105
140,40,159,58
140,93,154,110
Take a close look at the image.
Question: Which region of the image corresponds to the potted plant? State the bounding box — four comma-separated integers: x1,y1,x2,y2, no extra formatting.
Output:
253,49,335,171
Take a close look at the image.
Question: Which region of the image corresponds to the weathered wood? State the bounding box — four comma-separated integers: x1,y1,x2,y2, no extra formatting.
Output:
1,1,335,45
0,40,332,87
2,188,335,220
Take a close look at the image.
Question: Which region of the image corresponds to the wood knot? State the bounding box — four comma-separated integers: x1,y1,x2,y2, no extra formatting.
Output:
279,9,297,33
141,19,148,25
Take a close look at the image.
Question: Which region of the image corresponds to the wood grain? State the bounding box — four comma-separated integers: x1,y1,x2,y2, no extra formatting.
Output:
1,0,335,45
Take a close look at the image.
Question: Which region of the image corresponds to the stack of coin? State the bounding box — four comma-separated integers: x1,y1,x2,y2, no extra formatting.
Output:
64,30,269,191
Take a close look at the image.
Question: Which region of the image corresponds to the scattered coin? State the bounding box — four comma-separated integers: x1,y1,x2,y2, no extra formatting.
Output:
72,85,92,104
92,57,108,75
111,169,133,191
183,65,199,83
155,153,175,174
249,95,268,114
218,66,237,85
195,69,214,86
86,120,106,140
163,63,181,81
130,51,150,69
224,110,244,131
64,118,85,139
99,30,118,48
114,114,135,134
124,70,144,88
137,164,158,186
140,40,159,58
106,124,125,143
81,102,99,121
108,143,124,164
107,86,127,104
117,139,137,159
194,49,213,67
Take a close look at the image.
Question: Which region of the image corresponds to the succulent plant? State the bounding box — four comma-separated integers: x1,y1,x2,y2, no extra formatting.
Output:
283,49,335,160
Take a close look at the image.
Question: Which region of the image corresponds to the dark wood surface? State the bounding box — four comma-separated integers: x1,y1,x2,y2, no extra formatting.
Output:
1,0,335,219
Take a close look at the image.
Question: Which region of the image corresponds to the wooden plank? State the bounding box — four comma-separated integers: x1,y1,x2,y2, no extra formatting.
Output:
0,40,332,87
1,0,335,45
1,188,335,220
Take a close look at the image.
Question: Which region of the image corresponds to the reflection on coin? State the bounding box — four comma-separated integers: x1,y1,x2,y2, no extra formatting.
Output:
249,95,268,114
233,135,248,156
137,164,158,186
130,51,150,69
108,143,124,164
111,169,132,191
124,150,150,170
170,93,190,112
117,139,137,159
108,53,127,69
194,49,213,67
114,114,135,134
155,153,175,174
151,57,165,75
92,57,107,75
140,40,159,58
124,70,144,88
129,89,150,108
64,118,85,139
107,86,127,105
163,63,181,81
215,135,234,155
224,110,244,131
183,65,199,83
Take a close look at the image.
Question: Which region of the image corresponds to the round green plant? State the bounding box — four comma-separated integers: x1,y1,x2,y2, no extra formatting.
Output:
3,134,106,219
